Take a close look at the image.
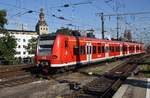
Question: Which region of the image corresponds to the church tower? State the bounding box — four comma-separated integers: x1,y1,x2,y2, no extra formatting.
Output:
36,8,48,35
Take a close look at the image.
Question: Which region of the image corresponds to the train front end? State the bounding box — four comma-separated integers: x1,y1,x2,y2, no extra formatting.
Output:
35,33,57,72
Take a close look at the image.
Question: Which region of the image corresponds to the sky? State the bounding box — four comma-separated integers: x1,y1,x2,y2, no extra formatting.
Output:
0,0,150,44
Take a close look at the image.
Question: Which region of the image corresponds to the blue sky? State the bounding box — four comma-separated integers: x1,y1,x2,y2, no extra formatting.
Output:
0,0,150,43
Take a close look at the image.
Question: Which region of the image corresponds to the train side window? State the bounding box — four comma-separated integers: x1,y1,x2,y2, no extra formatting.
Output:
102,46,105,53
116,46,120,52
65,40,68,48
73,46,79,55
109,46,111,52
98,46,101,53
118,46,120,52
80,46,85,55
112,47,114,52
93,46,96,54
115,47,117,52
116,47,118,52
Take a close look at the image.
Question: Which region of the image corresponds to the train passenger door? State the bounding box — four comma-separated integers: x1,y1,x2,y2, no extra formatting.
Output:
86,42,92,62
105,44,109,58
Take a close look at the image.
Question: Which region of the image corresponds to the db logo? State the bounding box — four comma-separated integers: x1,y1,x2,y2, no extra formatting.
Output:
42,57,46,59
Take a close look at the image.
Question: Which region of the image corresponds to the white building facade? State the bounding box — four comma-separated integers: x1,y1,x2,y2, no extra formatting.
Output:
0,8,49,59
8,30,38,58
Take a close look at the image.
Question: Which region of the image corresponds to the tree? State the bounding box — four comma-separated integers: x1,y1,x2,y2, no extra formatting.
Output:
0,9,7,29
26,37,37,55
0,10,17,61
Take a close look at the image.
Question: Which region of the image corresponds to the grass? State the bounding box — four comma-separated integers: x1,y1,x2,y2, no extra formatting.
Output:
139,65,150,78
143,74,150,78
86,61,124,74
140,65,150,71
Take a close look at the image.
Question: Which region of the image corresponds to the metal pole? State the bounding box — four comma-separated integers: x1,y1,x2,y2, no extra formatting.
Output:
101,13,104,39
117,15,119,40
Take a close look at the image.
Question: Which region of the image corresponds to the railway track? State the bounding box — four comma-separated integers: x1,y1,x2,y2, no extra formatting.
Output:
0,54,148,92
0,75,36,88
0,64,39,88
62,54,148,98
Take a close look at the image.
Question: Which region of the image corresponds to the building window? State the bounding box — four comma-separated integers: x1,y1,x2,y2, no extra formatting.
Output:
23,52,26,55
18,45,21,48
23,39,26,42
18,39,21,42
41,28,42,30
16,52,21,54
23,45,26,48
93,46,96,54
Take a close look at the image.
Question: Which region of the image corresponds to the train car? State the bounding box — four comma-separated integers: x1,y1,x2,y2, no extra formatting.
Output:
34,31,145,70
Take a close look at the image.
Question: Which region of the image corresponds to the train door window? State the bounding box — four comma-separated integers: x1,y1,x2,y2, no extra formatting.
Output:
102,46,105,53
65,40,68,48
87,46,89,54
80,46,85,55
90,46,92,54
98,46,101,53
93,46,96,54
87,46,91,54
73,46,79,55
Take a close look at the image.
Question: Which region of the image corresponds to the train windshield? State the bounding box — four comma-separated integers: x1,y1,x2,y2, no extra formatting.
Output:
38,34,56,56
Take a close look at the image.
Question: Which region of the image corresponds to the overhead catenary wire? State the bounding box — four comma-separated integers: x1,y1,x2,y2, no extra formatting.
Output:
0,1,97,29
98,11,150,16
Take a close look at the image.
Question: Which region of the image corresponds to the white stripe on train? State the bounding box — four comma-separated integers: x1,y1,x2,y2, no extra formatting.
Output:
51,52,141,67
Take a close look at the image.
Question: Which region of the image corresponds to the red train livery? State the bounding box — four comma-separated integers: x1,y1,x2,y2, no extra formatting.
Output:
34,31,144,68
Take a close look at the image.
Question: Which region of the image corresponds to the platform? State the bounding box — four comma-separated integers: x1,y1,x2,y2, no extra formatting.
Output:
113,77,150,98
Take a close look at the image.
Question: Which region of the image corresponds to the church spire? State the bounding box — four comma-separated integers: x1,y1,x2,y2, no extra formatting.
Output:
39,8,45,22
35,8,48,35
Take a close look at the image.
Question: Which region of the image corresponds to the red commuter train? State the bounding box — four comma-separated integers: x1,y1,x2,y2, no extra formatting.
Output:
34,31,145,70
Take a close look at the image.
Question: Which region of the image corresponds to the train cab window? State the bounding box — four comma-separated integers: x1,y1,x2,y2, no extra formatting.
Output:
93,46,96,54
98,46,101,53
73,46,79,55
80,46,85,55
102,46,105,53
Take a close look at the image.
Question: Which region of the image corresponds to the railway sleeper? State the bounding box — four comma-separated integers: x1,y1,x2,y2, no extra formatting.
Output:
82,77,115,95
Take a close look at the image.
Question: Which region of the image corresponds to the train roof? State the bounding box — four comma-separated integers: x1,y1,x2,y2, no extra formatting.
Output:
39,32,144,45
